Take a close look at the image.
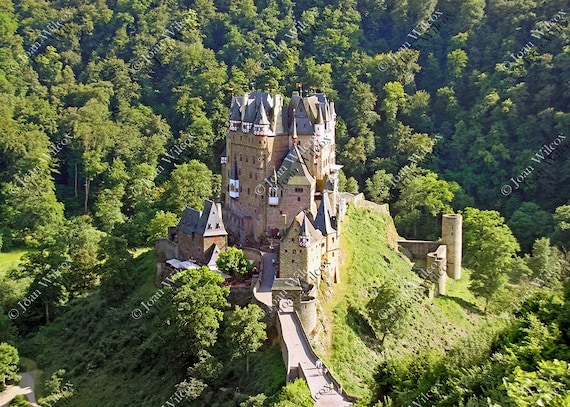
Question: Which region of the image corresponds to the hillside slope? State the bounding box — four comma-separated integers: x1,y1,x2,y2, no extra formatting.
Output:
315,205,494,399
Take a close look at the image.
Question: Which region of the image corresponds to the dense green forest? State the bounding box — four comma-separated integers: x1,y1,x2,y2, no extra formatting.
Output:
1,0,570,405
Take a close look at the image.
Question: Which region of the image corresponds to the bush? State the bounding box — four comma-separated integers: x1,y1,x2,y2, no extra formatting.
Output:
9,395,33,406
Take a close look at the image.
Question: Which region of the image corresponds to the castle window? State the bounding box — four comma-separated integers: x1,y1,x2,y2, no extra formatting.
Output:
255,173,258,180
293,250,296,254
292,238,294,242
216,223,220,228
247,188,250,195
297,197,301,202
292,259,295,263
332,237,335,243
332,252,335,257
295,187,304,193
240,154,242,161
285,249,288,253
208,224,212,229
246,156,248,163
249,173,252,179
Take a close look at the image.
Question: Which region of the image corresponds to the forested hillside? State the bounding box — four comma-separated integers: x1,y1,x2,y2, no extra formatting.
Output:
0,0,569,249
1,0,570,405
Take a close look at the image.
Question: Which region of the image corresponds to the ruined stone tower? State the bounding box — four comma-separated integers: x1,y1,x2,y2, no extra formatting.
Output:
442,214,462,280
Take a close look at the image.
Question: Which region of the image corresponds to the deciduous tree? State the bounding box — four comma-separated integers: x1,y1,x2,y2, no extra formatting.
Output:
0,342,20,388
463,208,521,312
224,304,267,375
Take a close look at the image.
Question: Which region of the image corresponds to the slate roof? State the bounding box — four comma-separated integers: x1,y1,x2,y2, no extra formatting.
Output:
266,144,314,187
283,92,336,135
255,102,270,125
230,98,242,121
313,193,336,235
177,200,227,237
204,243,222,268
291,211,322,244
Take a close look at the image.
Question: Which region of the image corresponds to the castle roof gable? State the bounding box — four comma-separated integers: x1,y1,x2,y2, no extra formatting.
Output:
314,193,336,235
267,144,314,187
178,200,227,237
288,211,323,244
230,97,242,121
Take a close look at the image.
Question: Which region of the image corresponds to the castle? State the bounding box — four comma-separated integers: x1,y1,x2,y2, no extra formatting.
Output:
155,89,346,331
155,88,463,333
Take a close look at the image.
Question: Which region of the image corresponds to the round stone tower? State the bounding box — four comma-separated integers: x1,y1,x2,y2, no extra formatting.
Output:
442,214,462,280
295,295,317,333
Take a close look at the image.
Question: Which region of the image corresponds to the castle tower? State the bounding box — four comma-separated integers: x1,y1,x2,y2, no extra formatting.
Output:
279,211,323,286
442,214,462,280
314,194,340,283
221,90,337,246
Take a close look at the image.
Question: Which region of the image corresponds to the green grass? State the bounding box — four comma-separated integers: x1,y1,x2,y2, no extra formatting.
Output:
320,206,492,398
0,249,27,276
0,249,32,307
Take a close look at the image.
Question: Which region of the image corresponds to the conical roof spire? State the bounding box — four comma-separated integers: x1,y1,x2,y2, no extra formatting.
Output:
230,98,241,121
256,102,270,125
300,215,310,237
316,103,324,124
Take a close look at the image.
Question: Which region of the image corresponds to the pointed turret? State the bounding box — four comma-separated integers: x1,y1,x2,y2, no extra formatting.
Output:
291,109,298,143
254,102,271,135
315,102,325,139
229,98,242,131
299,215,311,247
